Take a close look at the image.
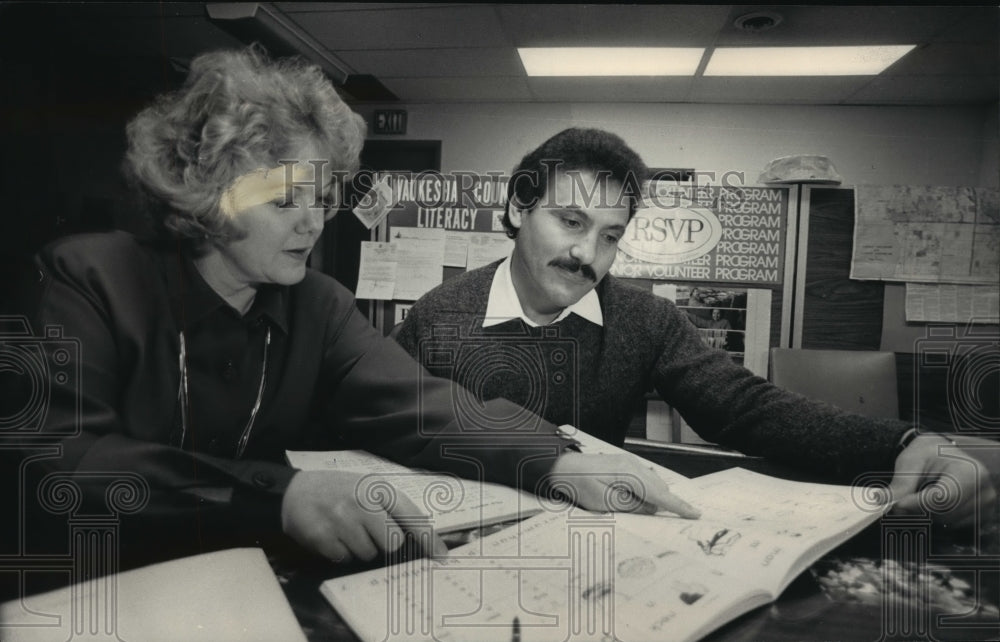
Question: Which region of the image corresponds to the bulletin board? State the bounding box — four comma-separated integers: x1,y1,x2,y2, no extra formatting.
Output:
363,172,515,334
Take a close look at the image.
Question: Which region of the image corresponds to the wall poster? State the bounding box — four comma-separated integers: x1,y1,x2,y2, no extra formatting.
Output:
610,183,789,285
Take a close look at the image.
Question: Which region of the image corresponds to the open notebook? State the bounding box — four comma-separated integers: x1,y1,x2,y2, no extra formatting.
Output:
0,548,305,642
320,468,888,642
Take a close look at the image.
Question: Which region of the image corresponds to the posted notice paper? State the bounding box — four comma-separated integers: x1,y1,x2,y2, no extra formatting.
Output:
352,174,398,229
905,282,1000,323
444,231,470,268
355,241,398,300
466,232,514,271
391,227,446,301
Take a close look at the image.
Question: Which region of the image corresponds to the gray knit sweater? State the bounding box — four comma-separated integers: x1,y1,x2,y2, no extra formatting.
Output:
396,260,910,482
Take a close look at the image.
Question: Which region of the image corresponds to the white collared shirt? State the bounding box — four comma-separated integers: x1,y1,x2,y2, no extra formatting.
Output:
482,257,603,328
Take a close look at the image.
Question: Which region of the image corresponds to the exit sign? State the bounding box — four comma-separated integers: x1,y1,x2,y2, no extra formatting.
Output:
373,110,407,135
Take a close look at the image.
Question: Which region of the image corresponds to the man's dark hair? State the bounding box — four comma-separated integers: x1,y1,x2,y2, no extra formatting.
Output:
502,128,648,239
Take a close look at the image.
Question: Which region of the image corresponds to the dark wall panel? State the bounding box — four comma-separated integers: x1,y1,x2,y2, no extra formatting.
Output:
801,187,884,350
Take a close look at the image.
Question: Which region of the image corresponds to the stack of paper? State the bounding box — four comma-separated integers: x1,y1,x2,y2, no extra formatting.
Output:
286,449,549,532
0,548,305,642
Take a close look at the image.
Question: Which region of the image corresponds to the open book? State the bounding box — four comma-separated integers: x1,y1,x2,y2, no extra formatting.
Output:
319,468,888,642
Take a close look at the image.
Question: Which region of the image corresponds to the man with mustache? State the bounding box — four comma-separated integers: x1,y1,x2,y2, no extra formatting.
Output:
396,128,996,526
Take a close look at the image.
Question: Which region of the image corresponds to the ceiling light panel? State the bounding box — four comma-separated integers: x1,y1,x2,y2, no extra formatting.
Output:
518,48,704,76
704,45,917,76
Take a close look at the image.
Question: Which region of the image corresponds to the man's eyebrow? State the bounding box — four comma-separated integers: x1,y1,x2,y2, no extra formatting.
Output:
549,206,587,217
604,223,627,233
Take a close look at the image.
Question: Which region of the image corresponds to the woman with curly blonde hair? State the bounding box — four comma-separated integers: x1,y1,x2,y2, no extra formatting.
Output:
125,46,362,251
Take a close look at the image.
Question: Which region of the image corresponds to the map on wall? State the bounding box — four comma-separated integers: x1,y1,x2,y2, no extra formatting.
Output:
850,185,999,284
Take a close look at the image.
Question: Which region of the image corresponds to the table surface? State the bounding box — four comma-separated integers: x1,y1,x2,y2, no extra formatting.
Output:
273,444,1000,642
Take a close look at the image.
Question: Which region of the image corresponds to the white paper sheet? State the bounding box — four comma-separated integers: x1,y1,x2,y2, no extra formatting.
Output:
391,227,446,300
444,231,470,267
352,173,399,229
466,232,514,271
355,241,398,300
905,282,1000,323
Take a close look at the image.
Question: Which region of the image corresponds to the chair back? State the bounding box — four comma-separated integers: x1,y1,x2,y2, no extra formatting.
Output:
769,348,899,419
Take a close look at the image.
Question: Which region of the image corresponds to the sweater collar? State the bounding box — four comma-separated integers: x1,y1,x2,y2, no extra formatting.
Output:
482,256,603,328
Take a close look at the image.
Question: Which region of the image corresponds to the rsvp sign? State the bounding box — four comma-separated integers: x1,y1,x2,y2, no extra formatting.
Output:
621,205,722,265
612,186,788,284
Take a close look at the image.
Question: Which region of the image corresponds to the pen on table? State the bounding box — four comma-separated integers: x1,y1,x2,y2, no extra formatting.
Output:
511,616,521,642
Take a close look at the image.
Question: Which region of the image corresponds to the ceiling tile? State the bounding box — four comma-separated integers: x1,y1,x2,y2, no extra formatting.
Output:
848,75,1000,105
283,5,509,50
932,6,1000,43
3,12,242,59
526,77,695,102
23,1,208,19
380,76,533,102
716,6,981,46
688,77,871,104
496,4,731,47
337,48,525,77
886,42,998,76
